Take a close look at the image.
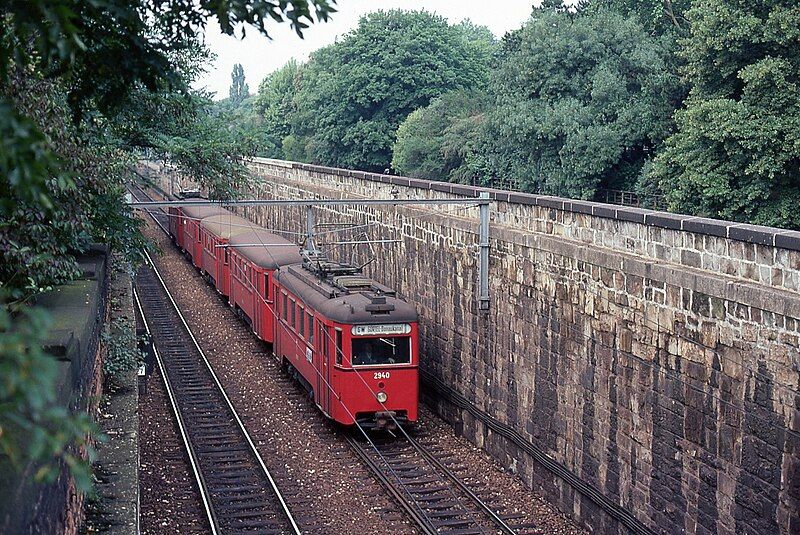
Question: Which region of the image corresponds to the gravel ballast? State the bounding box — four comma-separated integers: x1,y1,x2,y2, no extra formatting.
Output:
138,209,585,534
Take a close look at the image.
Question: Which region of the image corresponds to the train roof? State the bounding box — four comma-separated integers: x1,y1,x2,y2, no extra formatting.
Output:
181,201,230,220
229,230,302,269
275,262,418,324
200,214,255,240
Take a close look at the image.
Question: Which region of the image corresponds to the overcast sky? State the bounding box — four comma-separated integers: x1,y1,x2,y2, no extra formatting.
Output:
195,1,540,99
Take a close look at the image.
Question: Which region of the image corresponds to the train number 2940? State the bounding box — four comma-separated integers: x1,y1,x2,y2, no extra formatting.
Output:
373,371,390,380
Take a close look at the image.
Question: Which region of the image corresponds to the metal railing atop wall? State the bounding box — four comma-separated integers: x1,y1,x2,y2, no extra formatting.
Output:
598,188,667,211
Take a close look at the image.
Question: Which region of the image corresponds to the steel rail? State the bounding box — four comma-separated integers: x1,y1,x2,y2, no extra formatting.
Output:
140,249,302,534
344,435,438,535
133,287,220,535
131,184,302,534
403,432,517,534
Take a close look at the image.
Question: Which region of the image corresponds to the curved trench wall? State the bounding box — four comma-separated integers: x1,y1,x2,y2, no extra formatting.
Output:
153,158,800,534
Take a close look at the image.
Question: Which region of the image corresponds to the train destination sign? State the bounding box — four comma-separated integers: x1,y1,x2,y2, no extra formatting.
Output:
351,324,412,336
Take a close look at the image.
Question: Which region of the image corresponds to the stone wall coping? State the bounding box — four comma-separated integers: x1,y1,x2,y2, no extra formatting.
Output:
251,157,800,252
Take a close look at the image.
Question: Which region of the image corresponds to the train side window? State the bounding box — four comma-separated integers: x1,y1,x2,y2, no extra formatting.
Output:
264,274,270,300
308,314,314,345
224,247,229,264
298,306,305,338
290,299,296,329
282,293,288,320
335,329,343,365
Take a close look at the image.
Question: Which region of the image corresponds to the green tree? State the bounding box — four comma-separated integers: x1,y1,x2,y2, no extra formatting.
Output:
229,63,249,104
474,5,683,198
392,90,487,184
648,0,800,228
255,59,302,158
586,0,691,34
1,0,335,493
289,10,494,171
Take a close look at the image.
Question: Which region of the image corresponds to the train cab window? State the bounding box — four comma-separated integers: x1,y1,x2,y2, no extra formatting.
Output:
335,329,343,365
282,293,288,320
352,337,411,366
298,306,305,338
290,299,296,329
308,314,314,344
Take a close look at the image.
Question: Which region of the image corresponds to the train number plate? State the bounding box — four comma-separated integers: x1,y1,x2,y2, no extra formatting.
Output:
373,371,390,380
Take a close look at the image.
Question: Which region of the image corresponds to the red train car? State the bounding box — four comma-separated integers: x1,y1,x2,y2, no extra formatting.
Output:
166,194,202,247
228,229,302,341
198,213,254,297
167,197,180,244
273,255,419,429
181,203,230,264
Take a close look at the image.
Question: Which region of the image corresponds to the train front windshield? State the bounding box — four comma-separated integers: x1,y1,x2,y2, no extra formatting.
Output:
352,337,411,366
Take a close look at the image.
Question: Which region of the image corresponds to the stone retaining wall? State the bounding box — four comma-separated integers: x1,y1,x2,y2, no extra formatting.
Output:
158,158,800,534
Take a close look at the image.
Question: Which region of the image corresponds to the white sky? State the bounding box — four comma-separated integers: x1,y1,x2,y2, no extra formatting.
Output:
195,1,540,99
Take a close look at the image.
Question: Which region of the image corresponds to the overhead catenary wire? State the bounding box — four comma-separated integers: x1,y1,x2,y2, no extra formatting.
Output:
263,180,798,400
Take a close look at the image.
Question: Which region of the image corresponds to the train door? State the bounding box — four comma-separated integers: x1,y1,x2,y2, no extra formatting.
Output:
254,271,266,339
314,322,332,415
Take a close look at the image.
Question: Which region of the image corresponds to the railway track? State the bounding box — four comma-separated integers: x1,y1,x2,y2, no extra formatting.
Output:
129,182,171,232
134,250,301,534
129,180,553,535
346,426,529,535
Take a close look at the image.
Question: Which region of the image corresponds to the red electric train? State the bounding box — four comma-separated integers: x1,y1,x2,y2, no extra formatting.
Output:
274,252,419,428
165,201,419,430
228,229,302,341
199,213,254,298
176,202,230,265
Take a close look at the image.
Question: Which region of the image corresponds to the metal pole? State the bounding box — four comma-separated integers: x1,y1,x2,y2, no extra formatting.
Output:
305,204,316,252
478,192,490,311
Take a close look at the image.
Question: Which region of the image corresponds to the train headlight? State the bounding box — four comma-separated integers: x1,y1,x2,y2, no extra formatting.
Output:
376,391,388,403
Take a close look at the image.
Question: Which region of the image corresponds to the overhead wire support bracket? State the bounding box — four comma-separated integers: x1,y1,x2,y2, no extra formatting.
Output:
129,195,491,310
478,191,490,311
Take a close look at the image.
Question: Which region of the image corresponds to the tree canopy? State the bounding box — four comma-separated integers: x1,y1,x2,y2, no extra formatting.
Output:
392,90,488,184
265,10,495,171
255,59,302,158
473,6,684,198
229,63,249,104
648,0,800,228
218,0,797,228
